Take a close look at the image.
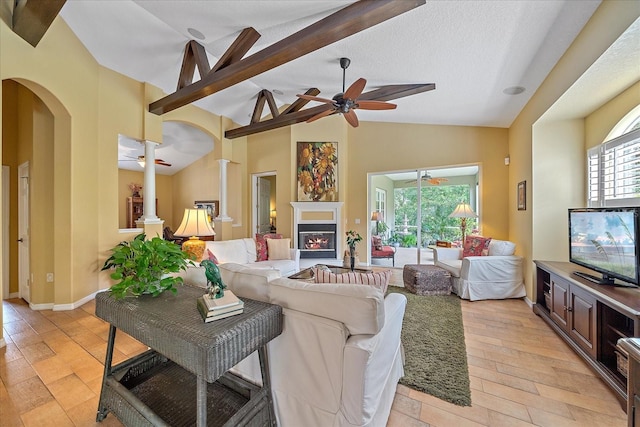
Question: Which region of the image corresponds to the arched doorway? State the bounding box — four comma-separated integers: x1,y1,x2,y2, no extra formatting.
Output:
2,78,71,306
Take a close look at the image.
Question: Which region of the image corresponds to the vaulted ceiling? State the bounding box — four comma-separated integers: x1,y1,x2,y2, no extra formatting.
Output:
59,0,604,130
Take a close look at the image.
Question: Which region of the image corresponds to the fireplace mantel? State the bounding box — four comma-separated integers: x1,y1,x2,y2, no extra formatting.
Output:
291,202,343,260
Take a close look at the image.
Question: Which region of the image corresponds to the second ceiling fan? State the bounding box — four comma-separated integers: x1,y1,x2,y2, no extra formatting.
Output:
297,58,397,128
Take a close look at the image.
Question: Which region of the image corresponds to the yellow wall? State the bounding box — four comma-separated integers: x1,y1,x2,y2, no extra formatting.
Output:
0,14,235,315
509,0,640,300
0,0,638,350
348,122,509,245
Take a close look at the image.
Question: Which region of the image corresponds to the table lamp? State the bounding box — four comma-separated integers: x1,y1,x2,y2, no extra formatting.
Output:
174,208,215,261
449,203,478,244
371,211,382,235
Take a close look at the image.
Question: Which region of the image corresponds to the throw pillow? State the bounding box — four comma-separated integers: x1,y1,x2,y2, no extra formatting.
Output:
462,235,492,258
205,248,219,264
488,239,516,256
255,233,283,261
313,268,392,293
358,270,392,293
312,268,361,284
372,236,383,251
267,238,291,260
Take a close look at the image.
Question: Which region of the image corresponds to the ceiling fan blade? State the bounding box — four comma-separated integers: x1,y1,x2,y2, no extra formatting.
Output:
156,160,172,167
356,100,397,110
297,94,335,104
344,78,366,100
358,83,436,102
343,109,359,127
306,107,336,123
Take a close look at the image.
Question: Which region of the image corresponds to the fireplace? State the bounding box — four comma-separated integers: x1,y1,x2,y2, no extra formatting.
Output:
298,224,337,258
291,201,343,261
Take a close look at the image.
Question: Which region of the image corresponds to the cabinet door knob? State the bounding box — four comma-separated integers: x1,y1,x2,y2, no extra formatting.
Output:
17,238,23,242
567,306,573,312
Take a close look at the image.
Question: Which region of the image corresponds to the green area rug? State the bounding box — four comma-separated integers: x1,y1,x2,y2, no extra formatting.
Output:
388,286,471,406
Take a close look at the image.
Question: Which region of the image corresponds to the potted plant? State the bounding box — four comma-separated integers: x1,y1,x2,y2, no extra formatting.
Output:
101,233,193,299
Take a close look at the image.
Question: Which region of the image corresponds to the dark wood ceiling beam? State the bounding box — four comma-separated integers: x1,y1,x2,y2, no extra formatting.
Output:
225,83,436,139
263,90,279,119
251,90,268,123
210,27,261,73
12,0,66,47
225,104,331,139
177,41,211,90
149,0,426,115
281,88,321,115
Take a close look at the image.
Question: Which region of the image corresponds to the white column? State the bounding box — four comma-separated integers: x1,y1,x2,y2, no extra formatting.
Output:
139,140,162,224
217,159,232,221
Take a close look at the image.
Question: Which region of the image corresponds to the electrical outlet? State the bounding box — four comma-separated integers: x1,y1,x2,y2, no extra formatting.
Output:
355,218,360,224
46,273,54,283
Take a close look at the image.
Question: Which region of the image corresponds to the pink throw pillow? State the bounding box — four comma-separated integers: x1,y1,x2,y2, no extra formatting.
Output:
462,236,491,258
372,236,383,251
255,233,283,261
205,249,219,265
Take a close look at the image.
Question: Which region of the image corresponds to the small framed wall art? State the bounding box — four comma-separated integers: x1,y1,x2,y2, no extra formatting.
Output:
517,181,526,211
194,200,219,225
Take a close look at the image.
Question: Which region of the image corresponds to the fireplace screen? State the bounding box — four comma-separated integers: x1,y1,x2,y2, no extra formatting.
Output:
298,224,337,258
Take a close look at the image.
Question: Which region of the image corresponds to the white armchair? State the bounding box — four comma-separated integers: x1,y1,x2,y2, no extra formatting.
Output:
433,239,525,301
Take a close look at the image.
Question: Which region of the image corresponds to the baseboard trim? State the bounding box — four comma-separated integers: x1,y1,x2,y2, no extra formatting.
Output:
0,337,6,348
22,289,105,311
52,290,102,311
30,302,54,310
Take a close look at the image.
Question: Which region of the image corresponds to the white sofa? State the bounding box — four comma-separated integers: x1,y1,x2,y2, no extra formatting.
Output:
180,238,300,285
433,239,525,301
217,263,407,427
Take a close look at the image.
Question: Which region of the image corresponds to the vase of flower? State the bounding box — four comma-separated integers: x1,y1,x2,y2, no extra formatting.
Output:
345,230,362,271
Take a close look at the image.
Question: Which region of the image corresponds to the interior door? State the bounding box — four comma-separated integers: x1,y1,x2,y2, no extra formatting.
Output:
257,177,271,234
18,162,30,303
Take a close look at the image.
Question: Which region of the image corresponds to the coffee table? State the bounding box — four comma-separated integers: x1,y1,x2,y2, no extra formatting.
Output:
289,264,371,280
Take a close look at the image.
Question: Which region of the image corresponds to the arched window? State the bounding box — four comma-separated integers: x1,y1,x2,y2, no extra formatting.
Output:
588,106,640,207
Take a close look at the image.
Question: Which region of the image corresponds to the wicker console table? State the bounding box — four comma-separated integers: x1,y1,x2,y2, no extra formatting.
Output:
95,284,283,427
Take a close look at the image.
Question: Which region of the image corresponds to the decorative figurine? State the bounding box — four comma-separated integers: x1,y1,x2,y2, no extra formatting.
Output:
201,259,226,299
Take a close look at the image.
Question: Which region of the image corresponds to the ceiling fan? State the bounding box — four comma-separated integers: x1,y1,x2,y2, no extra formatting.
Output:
120,155,172,167
406,172,448,185
296,58,397,127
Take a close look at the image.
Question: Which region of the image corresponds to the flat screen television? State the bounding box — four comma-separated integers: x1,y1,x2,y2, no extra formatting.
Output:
568,207,639,287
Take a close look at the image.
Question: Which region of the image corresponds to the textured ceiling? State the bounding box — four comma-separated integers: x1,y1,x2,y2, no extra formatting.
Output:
56,1,640,176
59,0,603,129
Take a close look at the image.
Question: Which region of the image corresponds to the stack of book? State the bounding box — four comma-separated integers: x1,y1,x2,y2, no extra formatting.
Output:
196,290,244,323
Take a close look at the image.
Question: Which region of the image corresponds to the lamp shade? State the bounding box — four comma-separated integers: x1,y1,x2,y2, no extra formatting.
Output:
371,211,383,221
174,209,215,237
449,203,478,219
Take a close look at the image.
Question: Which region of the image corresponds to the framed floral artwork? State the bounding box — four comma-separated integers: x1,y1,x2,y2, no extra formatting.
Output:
297,142,338,201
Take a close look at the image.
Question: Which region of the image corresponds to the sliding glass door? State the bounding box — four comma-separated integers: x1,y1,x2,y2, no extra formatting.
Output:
369,166,479,268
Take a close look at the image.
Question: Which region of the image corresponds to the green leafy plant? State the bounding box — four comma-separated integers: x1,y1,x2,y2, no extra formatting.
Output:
401,233,418,247
101,234,193,299
346,230,362,250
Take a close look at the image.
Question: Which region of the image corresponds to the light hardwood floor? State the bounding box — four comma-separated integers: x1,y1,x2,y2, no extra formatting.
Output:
1,292,628,426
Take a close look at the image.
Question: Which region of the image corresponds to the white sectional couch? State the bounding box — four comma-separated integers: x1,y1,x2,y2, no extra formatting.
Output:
216,263,407,427
433,239,525,301
180,238,300,286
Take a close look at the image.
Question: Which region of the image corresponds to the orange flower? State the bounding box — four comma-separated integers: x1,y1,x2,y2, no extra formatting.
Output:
321,143,336,159
298,145,313,167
